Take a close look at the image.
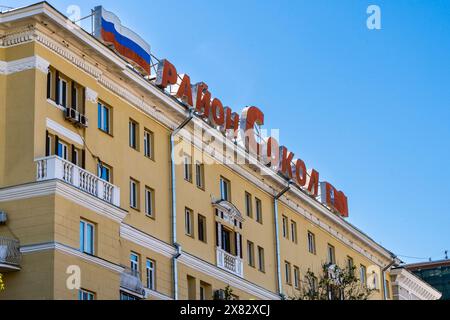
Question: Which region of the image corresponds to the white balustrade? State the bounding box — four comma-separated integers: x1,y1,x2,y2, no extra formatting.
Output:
216,247,244,278
36,156,121,207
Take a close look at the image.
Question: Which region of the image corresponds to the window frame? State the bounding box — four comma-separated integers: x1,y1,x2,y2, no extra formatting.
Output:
144,187,155,218
146,259,156,291
294,266,300,290
282,216,289,239
291,220,298,244
195,162,205,190
97,163,112,183
98,102,112,134
143,129,154,159
245,192,253,218
285,261,292,285
257,246,265,273
327,244,336,265
307,231,316,255
183,155,192,183
129,119,139,150
57,140,69,160
79,289,95,301
130,252,140,273
80,220,95,255
255,198,263,224
130,178,139,210
58,77,68,108
220,177,231,201
185,208,194,237
198,214,207,243
247,241,255,268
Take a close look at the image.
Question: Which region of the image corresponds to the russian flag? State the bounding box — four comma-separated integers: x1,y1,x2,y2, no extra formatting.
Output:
93,6,151,75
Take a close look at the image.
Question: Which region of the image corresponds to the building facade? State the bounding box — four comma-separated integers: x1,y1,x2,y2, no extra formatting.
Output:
0,2,401,300
404,260,450,300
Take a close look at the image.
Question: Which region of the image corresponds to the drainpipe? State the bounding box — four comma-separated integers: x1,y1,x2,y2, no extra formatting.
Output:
170,109,194,300
381,255,398,300
273,181,292,299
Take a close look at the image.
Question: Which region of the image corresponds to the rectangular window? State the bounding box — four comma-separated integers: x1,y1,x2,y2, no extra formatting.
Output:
58,78,68,107
185,208,194,237
247,241,255,268
327,244,336,265
198,214,207,243
220,177,231,201
257,246,265,273
129,119,138,150
184,155,192,182
78,289,95,300
294,266,300,289
291,221,298,244
146,259,156,290
195,162,205,189
97,163,111,183
130,252,140,272
360,265,367,287
130,178,139,210
144,129,154,159
245,192,253,218
307,231,316,254
120,291,140,301
47,70,52,100
347,256,354,275
57,140,69,160
285,261,292,285
385,280,391,299
200,282,211,301
80,220,95,255
282,216,289,239
145,187,155,217
98,102,111,134
255,198,263,224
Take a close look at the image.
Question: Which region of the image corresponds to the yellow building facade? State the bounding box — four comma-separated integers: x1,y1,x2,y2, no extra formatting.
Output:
0,2,399,300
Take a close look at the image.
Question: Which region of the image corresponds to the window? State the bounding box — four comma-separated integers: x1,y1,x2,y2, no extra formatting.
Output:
198,214,207,243
79,289,95,300
72,148,80,166
46,134,52,157
195,162,205,189
220,177,231,201
327,244,336,265
307,231,316,254
255,198,263,224
120,291,140,301
130,178,139,210
129,119,139,150
130,252,140,272
58,77,68,107
285,261,292,285
145,187,155,217
347,256,354,275
311,276,318,293
57,140,69,160
146,259,156,290
185,208,194,237
98,102,111,134
360,265,367,287
245,192,253,218
294,266,300,289
257,246,265,273
282,216,289,239
80,220,95,255
247,241,255,268
144,129,154,159
97,163,111,182
291,221,298,244
200,285,206,301
47,70,52,100
385,280,391,299
183,155,192,182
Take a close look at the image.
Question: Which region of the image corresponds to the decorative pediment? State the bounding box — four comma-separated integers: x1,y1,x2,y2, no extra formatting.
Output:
212,198,244,229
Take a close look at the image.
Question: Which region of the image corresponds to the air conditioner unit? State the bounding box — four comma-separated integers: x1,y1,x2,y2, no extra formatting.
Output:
0,211,7,224
65,107,80,123
214,289,226,301
78,114,89,128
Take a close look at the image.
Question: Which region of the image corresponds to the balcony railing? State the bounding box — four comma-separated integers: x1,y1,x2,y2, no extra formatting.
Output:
0,237,21,272
216,248,244,278
120,267,145,296
36,156,120,207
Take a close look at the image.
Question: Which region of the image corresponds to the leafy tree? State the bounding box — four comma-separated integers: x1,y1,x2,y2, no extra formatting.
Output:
0,273,5,292
292,264,373,300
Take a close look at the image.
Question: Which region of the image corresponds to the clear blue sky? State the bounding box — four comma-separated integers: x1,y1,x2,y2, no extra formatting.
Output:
4,0,450,263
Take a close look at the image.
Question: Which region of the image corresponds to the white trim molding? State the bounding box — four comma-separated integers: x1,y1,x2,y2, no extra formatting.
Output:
21,242,124,274
0,55,49,75
0,180,128,223
390,267,442,300
46,117,84,146
120,224,280,300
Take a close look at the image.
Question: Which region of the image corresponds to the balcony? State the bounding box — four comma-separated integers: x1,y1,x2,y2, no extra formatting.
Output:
36,156,120,207
216,248,243,278
120,267,145,297
0,237,21,272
